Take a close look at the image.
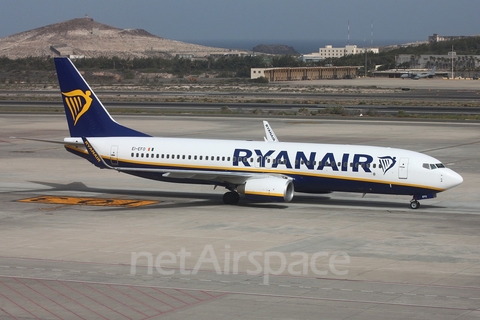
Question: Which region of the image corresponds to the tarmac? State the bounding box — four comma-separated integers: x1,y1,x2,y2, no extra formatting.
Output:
281,77,480,90
1,114,480,319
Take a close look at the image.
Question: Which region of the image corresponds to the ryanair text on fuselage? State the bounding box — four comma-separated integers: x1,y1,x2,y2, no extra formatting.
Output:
232,148,395,174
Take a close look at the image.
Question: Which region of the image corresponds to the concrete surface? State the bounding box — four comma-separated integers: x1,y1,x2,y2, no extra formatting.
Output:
1,114,479,319
281,77,480,90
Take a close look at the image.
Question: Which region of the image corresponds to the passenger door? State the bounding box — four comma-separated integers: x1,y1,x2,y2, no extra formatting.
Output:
398,157,409,179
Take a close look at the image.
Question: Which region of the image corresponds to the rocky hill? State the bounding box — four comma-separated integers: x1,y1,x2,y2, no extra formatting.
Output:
0,16,232,59
253,44,299,55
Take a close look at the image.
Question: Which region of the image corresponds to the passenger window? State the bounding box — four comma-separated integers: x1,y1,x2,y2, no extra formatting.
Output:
188,155,192,160
156,154,159,158
194,155,197,160
131,153,134,157
222,156,225,161
199,156,203,160
146,154,149,158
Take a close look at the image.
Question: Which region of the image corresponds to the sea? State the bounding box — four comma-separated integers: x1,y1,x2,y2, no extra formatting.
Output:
182,38,419,54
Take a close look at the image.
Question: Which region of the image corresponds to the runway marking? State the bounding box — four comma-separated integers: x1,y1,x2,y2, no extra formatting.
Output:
18,196,159,208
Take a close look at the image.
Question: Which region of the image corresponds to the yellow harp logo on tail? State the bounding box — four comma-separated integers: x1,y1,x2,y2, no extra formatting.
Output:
62,90,93,125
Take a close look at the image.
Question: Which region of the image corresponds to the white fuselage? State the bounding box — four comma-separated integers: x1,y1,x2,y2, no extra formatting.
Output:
68,136,463,197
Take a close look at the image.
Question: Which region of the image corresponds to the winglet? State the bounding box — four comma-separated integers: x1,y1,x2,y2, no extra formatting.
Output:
263,121,279,142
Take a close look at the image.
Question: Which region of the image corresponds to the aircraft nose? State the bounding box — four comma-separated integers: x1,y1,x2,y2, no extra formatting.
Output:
443,169,463,189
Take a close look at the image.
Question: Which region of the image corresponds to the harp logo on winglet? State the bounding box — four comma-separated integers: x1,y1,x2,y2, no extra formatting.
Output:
62,90,92,125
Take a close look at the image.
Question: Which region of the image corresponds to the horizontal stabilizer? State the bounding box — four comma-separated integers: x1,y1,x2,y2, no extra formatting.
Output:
11,137,85,146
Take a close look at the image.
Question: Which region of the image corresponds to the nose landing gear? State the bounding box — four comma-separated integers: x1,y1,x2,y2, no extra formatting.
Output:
409,193,436,209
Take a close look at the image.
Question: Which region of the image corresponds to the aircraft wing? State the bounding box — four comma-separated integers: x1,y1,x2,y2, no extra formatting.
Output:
122,167,257,185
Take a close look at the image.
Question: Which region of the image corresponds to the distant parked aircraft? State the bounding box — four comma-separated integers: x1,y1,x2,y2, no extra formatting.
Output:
401,67,436,80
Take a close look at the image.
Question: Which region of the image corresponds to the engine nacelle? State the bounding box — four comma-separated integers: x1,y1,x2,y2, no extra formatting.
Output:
237,177,294,202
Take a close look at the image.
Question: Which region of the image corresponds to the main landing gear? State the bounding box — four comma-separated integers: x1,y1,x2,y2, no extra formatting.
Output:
409,200,421,209
223,191,240,205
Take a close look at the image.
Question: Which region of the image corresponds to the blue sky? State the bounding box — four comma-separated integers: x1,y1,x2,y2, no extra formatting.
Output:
1,0,478,44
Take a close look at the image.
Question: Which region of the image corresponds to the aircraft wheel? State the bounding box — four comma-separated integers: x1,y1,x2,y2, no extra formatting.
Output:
409,200,420,209
223,191,240,205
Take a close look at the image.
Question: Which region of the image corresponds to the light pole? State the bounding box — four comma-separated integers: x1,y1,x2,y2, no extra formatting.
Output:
448,46,456,79
364,39,368,78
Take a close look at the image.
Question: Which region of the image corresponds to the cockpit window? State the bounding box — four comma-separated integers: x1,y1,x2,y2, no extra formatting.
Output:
423,163,446,170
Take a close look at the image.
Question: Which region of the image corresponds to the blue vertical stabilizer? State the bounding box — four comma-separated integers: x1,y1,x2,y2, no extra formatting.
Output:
54,57,150,137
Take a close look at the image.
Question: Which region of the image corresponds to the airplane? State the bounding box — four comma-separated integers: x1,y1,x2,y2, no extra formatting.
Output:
400,67,436,80
48,57,462,209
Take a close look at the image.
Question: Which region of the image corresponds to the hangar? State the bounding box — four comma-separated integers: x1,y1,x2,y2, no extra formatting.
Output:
251,66,358,82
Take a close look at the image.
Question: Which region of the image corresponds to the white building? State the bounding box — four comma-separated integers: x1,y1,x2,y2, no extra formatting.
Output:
318,45,379,59
251,68,266,79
